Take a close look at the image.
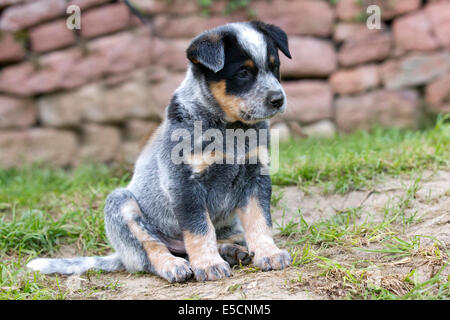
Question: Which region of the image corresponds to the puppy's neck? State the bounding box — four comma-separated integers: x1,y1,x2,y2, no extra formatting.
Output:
175,67,207,109
173,67,226,125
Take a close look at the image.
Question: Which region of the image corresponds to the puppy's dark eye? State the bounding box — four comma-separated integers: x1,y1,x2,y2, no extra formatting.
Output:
236,68,252,80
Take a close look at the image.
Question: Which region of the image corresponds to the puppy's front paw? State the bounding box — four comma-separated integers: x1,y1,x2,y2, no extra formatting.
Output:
192,258,231,281
159,257,193,283
254,249,292,271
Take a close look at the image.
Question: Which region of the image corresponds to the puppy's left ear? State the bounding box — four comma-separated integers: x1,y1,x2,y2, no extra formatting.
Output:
186,32,225,73
251,21,292,59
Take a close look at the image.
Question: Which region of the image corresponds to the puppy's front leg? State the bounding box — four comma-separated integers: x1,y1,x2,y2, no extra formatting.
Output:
172,185,231,280
182,213,232,281
238,196,292,271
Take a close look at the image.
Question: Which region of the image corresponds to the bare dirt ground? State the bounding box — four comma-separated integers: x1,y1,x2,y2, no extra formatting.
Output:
61,171,450,300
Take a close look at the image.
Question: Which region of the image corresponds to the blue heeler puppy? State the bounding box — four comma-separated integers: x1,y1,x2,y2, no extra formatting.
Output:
27,20,293,283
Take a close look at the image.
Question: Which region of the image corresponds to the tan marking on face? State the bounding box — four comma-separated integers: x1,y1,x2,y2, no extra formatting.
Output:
121,200,178,273
243,59,255,69
269,55,275,65
183,214,223,268
237,197,279,257
210,80,244,122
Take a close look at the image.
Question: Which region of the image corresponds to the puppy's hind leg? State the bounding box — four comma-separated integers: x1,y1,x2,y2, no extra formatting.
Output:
105,188,193,283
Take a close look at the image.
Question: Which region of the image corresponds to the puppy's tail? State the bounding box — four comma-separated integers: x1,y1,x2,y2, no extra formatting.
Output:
26,253,124,275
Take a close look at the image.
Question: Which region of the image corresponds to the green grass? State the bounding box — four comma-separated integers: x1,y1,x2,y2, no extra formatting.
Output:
0,163,130,209
278,175,449,300
0,164,130,256
310,255,449,300
0,164,131,299
0,119,449,299
276,176,424,248
274,117,450,193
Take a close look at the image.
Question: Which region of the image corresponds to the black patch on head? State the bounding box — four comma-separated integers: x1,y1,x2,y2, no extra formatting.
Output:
250,21,292,59
265,38,281,81
186,32,225,73
204,34,258,97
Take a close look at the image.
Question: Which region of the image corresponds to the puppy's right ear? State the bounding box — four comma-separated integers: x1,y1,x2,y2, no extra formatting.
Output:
251,21,292,59
186,33,225,73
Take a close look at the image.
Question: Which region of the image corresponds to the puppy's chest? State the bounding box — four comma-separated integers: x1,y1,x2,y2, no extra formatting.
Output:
200,163,258,218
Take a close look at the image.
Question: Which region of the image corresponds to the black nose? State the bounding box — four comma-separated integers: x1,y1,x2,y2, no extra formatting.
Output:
267,91,284,109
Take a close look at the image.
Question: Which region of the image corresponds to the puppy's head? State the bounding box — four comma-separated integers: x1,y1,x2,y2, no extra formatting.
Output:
186,21,291,123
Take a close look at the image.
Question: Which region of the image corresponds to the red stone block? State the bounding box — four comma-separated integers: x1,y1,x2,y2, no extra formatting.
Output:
153,15,232,38
0,0,27,9
425,72,450,113
151,38,190,72
330,64,380,95
425,1,450,48
280,81,333,124
68,0,111,10
127,0,200,15
80,3,131,38
78,124,121,162
0,0,66,31
0,128,77,168
28,48,84,94
0,62,36,96
148,73,185,119
338,33,392,67
336,0,421,21
334,22,385,43
30,19,77,53
0,95,36,128
253,0,334,36
393,11,439,52
87,32,152,75
0,32,25,63
280,37,337,78
381,51,450,89
336,90,419,132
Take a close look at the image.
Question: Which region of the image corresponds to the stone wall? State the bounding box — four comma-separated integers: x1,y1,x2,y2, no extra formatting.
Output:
0,0,449,168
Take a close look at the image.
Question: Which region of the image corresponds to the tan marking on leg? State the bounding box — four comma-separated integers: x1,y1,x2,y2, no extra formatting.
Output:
128,220,175,273
183,214,231,280
237,197,276,255
210,80,244,122
120,200,190,280
237,197,291,270
183,215,222,267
